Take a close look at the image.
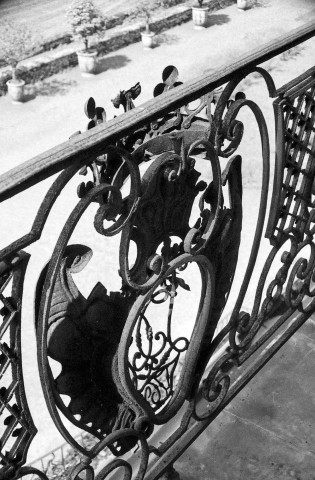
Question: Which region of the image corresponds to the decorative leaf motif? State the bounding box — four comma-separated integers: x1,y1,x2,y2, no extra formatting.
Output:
175,277,190,291
36,244,136,454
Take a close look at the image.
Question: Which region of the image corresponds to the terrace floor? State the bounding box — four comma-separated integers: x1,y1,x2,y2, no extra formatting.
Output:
174,318,315,479
0,0,315,477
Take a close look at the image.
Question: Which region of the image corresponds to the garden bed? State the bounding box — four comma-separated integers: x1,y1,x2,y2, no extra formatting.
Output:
0,0,235,96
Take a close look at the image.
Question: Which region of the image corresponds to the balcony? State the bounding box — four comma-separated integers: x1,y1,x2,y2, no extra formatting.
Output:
0,1,315,479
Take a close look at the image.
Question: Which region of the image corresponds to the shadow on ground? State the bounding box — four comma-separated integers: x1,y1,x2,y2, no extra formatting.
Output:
248,0,271,7
207,13,230,27
97,54,130,73
21,92,36,103
239,44,305,90
25,79,79,97
155,32,180,46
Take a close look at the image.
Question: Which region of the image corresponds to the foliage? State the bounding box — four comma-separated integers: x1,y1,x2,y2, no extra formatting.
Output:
159,0,185,6
0,21,37,81
191,0,204,7
66,0,106,51
131,0,158,33
280,45,304,62
247,0,270,7
31,433,111,480
128,0,182,33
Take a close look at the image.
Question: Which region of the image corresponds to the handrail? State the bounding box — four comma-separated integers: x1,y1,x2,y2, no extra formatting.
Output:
0,19,314,202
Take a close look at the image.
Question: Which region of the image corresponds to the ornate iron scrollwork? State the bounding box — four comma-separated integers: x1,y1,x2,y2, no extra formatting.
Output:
33,65,248,478
3,56,314,480
195,68,315,427
35,245,136,443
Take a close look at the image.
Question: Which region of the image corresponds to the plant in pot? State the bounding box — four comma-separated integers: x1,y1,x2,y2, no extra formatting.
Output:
133,1,159,49
0,21,37,103
192,0,209,29
237,0,249,10
66,0,106,76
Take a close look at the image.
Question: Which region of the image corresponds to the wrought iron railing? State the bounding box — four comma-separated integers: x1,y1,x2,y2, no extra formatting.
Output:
1,19,315,480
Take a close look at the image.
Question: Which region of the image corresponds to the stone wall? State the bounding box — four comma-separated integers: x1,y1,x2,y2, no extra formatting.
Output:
0,0,235,96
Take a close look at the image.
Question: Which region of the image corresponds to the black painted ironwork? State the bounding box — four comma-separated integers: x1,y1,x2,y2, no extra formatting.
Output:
0,25,315,480
0,253,38,479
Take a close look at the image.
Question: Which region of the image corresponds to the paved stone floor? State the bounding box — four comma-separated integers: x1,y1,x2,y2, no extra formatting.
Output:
174,319,315,479
0,0,315,474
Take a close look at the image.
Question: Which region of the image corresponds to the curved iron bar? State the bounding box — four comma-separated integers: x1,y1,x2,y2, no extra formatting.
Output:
94,145,142,237
183,139,222,255
118,253,215,426
192,67,315,422
0,165,79,262
145,69,272,423
109,65,275,456
63,428,149,480
17,466,49,480
118,152,183,291
226,98,270,351
37,182,127,457
235,238,309,346
231,70,315,346
162,68,274,421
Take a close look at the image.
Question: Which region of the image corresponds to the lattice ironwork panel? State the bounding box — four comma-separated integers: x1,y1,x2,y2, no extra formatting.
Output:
0,253,37,479
267,68,315,244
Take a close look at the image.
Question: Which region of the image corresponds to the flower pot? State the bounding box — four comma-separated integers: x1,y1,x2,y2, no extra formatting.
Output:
237,0,248,10
6,79,25,103
141,31,155,49
192,6,209,29
77,50,98,76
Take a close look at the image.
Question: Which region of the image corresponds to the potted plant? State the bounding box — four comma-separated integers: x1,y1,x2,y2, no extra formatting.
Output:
192,0,209,29
141,5,155,49
0,21,37,103
237,0,249,10
131,0,161,49
66,0,106,75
